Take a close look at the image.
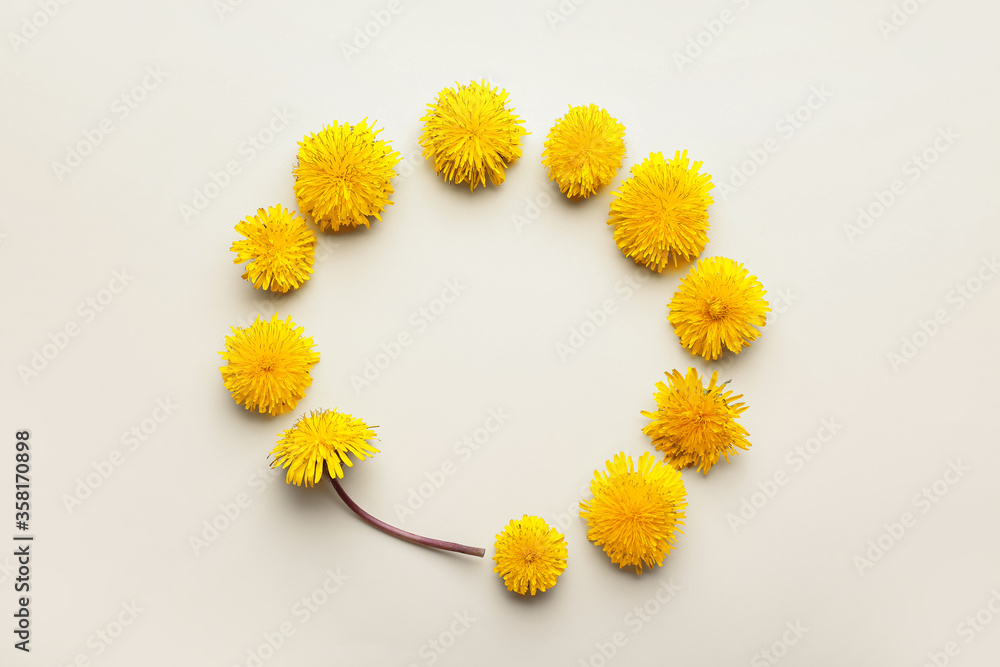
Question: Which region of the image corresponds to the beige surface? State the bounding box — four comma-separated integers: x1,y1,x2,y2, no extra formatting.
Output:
2,1,999,665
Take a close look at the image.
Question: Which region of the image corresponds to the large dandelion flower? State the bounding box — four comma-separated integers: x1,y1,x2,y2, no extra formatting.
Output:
270,409,379,486
542,104,626,198
219,314,319,416
668,256,769,360
231,205,316,293
419,80,526,190
271,407,486,559
493,515,567,595
642,368,750,474
293,119,400,231
608,151,714,272
579,452,686,573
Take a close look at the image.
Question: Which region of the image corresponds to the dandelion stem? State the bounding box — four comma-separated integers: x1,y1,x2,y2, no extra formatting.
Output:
328,472,485,558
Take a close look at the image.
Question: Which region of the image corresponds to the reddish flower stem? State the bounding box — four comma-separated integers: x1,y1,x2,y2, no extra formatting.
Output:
328,472,485,558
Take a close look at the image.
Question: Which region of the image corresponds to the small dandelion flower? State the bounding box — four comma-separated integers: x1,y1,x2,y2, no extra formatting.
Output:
231,205,316,293
641,368,750,474
668,256,769,360
272,408,485,559
270,409,380,486
293,119,400,232
542,104,626,198
579,452,687,573
493,515,568,595
608,151,714,272
419,80,527,191
219,314,319,416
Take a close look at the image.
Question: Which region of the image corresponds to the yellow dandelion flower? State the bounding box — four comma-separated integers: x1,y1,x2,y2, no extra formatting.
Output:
270,409,379,486
271,409,485,558
579,452,686,573
608,151,714,272
293,119,400,232
231,205,316,293
542,104,626,198
419,80,527,191
493,515,568,595
668,256,769,360
641,368,750,474
219,314,319,416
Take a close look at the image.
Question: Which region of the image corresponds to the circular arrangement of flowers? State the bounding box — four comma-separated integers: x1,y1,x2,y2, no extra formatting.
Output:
216,79,772,597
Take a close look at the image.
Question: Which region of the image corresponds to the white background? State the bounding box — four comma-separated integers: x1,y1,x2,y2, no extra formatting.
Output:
2,1,999,665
